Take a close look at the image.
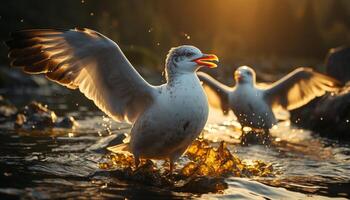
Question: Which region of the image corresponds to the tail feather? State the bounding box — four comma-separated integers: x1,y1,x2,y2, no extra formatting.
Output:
107,143,131,154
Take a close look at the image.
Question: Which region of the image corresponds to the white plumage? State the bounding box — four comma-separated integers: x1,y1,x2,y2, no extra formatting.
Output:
6,28,219,171
198,66,340,130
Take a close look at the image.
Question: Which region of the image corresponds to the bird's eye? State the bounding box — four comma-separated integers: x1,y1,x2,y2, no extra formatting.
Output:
185,52,194,57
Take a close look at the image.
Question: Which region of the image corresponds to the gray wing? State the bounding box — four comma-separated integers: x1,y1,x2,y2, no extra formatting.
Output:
263,67,340,110
197,72,231,115
6,28,156,123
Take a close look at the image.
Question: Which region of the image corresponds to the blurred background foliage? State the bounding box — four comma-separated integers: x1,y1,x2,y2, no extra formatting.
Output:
0,0,349,82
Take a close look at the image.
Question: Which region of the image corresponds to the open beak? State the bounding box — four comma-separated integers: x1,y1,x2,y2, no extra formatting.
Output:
192,54,219,68
235,71,242,81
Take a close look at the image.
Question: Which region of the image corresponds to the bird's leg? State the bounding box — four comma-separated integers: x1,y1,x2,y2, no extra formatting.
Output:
240,127,248,146
263,128,270,135
134,155,140,169
169,158,174,175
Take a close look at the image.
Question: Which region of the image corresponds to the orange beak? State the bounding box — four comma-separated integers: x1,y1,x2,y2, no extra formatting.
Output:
234,71,242,81
192,54,219,68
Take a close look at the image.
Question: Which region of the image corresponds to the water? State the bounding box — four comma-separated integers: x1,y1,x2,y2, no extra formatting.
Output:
0,88,349,199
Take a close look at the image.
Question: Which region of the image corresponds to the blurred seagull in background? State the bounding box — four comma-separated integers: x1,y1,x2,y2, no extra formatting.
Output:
6,28,219,172
198,66,340,135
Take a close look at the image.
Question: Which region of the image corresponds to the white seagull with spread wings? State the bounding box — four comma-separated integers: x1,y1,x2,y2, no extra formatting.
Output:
6,28,219,172
198,66,340,133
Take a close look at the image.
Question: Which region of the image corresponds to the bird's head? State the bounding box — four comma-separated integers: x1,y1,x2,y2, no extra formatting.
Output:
165,45,218,80
234,66,256,85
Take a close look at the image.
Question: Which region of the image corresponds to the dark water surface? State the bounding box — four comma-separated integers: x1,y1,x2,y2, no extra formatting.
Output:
0,87,349,199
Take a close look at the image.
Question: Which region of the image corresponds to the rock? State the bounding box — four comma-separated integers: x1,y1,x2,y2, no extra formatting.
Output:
290,46,350,140
14,101,57,129
0,96,77,130
325,46,350,84
56,116,78,128
14,114,26,128
0,96,17,122
14,101,77,129
290,85,350,140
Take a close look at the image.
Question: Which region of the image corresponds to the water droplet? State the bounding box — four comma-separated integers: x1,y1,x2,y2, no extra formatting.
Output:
183,33,191,40
102,116,110,122
81,0,85,3
243,127,251,132
90,12,94,16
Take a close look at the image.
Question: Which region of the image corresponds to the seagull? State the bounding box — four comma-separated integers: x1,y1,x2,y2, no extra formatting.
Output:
197,66,340,134
6,28,219,172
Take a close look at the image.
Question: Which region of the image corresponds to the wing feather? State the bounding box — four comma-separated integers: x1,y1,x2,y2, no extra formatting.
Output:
197,72,231,115
6,28,155,123
263,67,340,110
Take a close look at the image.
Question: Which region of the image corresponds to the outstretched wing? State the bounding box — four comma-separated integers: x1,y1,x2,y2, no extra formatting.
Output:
6,28,156,123
197,72,231,115
263,67,340,110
